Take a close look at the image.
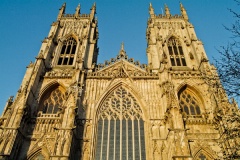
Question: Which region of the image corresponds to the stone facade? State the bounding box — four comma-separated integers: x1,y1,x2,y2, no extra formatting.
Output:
0,3,239,160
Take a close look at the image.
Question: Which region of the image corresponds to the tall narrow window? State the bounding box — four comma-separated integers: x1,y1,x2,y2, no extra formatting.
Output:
57,37,77,65
40,87,64,114
95,87,146,160
168,37,186,66
179,87,202,118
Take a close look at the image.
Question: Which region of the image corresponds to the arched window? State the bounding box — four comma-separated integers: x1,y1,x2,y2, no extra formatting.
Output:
30,153,45,160
95,87,146,160
57,37,77,65
40,87,64,114
194,150,214,160
178,87,201,118
168,37,186,66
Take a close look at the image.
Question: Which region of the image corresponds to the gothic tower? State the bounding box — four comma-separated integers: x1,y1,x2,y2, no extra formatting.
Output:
0,3,239,160
0,3,98,160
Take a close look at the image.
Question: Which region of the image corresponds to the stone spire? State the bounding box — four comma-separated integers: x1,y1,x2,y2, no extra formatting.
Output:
149,3,155,18
75,3,80,17
90,2,96,20
180,3,188,21
57,3,66,20
118,42,126,57
164,4,171,18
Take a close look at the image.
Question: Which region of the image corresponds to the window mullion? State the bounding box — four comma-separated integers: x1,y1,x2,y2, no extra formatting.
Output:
107,119,110,160
132,119,135,160
100,120,104,160
126,119,129,160
138,120,142,160
114,120,116,160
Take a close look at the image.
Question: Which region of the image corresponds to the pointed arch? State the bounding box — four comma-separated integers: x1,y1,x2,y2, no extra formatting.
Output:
38,81,66,102
27,147,50,160
60,32,79,43
166,36,187,66
57,34,78,66
193,148,216,160
38,81,66,115
95,80,148,120
165,34,183,43
93,81,147,160
177,84,204,117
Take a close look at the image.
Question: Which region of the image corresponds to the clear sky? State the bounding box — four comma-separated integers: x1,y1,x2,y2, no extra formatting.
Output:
0,0,238,112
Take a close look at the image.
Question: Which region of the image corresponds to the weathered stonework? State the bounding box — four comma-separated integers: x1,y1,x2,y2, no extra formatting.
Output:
0,3,239,160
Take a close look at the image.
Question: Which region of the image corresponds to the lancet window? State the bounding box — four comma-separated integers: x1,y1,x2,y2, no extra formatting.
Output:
40,87,64,114
95,87,146,160
57,37,77,65
179,88,201,118
168,37,187,66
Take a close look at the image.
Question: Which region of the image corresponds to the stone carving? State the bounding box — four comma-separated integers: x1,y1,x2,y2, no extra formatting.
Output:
88,56,158,79
45,69,74,78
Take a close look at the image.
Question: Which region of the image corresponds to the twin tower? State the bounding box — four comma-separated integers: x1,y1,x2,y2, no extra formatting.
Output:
0,3,239,160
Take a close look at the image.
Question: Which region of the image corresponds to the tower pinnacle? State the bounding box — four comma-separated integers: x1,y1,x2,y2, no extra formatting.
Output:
164,4,171,18
118,42,126,56
75,3,81,17
90,2,96,20
149,3,155,18
57,3,66,20
180,3,188,21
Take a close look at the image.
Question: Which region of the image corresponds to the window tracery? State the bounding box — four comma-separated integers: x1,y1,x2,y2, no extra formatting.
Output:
179,88,201,118
40,88,64,114
57,37,77,65
95,87,146,160
29,153,46,160
168,37,187,66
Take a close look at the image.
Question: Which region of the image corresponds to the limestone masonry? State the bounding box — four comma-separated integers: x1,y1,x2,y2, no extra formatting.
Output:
0,3,239,160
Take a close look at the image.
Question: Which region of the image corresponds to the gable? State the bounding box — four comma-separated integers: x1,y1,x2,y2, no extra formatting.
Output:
87,58,158,79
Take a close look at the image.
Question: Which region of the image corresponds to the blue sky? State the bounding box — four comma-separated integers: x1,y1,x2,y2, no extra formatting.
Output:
0,0,238,112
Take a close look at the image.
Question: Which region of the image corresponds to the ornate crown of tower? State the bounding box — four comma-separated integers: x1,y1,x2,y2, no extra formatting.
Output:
0,3,239,160
147,3,208,73
0,3,99,159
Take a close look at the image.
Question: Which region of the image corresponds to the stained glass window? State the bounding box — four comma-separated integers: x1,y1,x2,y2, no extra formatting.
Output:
31,153,45,160
57,37,77,65
95,87,146,160
179,88,202,118
40,88,64,114
168,37,187,66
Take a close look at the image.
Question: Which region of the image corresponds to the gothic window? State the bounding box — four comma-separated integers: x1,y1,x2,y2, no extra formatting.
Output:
29,153,46,160
168,37,187,66
57,37,77,65
179,88,201,118
40,87,64,114
95,87,146,160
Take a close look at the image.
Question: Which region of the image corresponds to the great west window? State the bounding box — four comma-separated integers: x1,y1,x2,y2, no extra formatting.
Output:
168,37,187,66
57,37,77,65
95,87,146,160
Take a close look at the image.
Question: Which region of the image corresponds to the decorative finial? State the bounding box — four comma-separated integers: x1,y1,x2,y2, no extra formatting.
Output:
149,3,155,17
164,4,171,18
180,3,188,21
57,2,66,20
90,2,96,20
75,3,81,17
119,42,126,56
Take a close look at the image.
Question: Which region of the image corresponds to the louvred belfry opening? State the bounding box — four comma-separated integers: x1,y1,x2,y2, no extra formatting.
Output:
95,87,146,160
57,37,77,65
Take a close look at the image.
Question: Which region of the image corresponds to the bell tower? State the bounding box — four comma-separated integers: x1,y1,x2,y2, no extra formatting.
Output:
0,3,98,159
146,3,208,72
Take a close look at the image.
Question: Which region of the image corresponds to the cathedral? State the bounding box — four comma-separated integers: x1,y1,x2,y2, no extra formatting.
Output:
0,3,239,160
